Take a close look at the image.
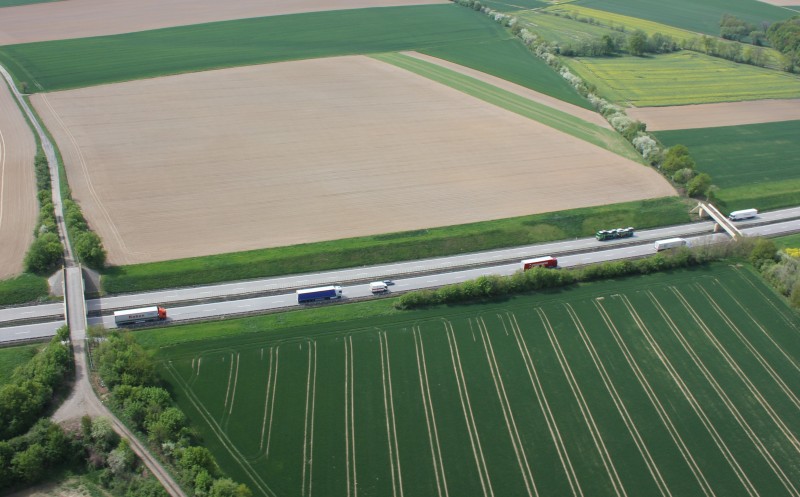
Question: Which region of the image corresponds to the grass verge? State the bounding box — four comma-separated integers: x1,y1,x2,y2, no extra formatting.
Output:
0,273,50,306
101,196,691,294
0,342,40,383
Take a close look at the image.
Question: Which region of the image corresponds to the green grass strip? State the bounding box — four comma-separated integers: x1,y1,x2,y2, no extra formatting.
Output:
371,52,639,160
138,298,405,352
0,343,40,384
0,273,50,306
715,178,800,213
101,197,690,294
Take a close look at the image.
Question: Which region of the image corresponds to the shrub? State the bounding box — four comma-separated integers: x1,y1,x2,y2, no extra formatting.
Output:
686,173,712,197
24,232,63,274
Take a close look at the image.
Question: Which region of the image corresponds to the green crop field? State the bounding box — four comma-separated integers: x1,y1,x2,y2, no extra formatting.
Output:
421,36,591,109
0,0,55,6
656,120,800,211
515,11,618,46
572,0,793,37
567,51,800,106
0,343,40,385
0,3,580,109
480,0,548,12
153,264,800,497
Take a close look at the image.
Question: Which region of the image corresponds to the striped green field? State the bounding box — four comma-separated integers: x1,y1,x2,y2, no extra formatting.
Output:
572,0,794,37
655,120,800,211
567,51,800,106
154,264,800,497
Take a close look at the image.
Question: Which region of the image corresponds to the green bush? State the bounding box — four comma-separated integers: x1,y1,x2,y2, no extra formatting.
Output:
23,232,63,274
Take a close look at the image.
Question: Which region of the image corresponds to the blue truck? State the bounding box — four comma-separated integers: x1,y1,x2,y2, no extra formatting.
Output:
296,285,343,303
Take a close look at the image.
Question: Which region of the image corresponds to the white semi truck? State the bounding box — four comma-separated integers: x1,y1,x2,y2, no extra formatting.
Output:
654,237,687,251
729,208,757,221
114,306,167,325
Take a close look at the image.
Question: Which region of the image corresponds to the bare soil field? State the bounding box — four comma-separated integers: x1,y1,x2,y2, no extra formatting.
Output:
628,99,800,130
402,51,611,129
757,0,800,6
0,79,37,279
0,0,448,45
32,56,674,266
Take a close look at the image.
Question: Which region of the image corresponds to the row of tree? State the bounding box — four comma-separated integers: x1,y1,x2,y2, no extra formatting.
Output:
0,327,72,440
766,16,800,73
92,330,252,497
453,1,717,200
395,238,778,309
23,151,64,274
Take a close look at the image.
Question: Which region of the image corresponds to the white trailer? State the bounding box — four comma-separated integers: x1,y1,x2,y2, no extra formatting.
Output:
114,306,167,325
370,282,389,293
729,208,758,221
654,237,687,251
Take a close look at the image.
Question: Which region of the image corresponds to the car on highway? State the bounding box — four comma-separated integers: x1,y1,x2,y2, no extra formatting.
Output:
383,280,395,285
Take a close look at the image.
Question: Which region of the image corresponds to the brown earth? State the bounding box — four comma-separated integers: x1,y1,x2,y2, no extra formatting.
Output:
32,55,674,266
756,0,800,5
0,0,449,45
627,99,800,131
0,79,37,279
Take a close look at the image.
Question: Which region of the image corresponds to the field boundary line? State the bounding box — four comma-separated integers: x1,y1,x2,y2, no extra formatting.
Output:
265,348,280,460
344,337,358,497
411,326,442,497
537,307,627,497
420,326,451,497
380,331,404,497
697,282,800,411
565,304,671,497
507,312,583,497
301,340,316,497
710,278,800,374
223,352,234,408
228,353,240,416
592,300,715,497
445,321,492,497
0,127,6,233
162,361,276,497
626,294,758,497
259,348,274,452
38,93,133,261
478,316,537,497
668,288,800,495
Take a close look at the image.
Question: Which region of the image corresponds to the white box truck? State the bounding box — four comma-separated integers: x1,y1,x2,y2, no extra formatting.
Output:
654,237,687,251
729,208,757,221
370,282,389,293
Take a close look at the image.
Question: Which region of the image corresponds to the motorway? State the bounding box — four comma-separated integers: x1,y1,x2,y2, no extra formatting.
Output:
2,212,799,344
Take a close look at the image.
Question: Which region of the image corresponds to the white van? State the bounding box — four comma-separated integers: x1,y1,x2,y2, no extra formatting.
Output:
729,208,757,221
370,282,389,294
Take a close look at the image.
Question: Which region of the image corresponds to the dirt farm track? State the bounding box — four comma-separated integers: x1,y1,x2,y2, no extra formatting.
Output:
0,0,448,45
0,79,37,279
32,56,674,266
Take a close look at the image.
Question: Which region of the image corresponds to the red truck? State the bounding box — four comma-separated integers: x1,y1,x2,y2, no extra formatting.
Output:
521,256,558,270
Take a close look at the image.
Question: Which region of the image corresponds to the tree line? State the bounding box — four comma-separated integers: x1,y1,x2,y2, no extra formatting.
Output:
395,238,778,309
451,0,716,200
91,329,253,497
